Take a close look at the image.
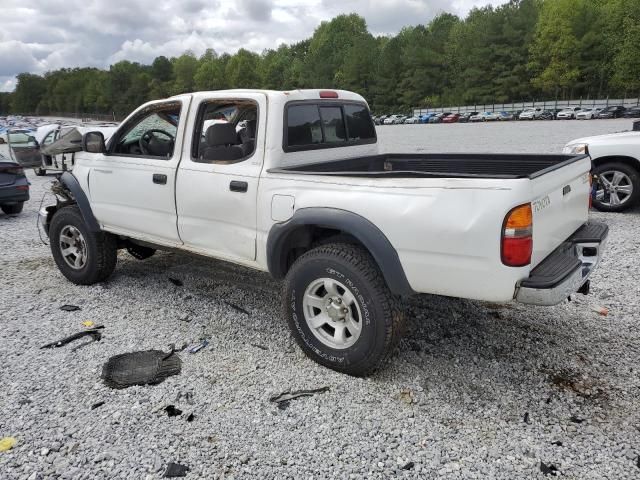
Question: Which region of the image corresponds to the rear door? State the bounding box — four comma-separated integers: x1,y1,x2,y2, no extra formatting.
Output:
176,92,266,262
529,156,592,266
7,131,41,168
87,99,190,245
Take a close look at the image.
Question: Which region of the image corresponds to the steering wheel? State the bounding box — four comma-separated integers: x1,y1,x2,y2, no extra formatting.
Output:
139,129,175,156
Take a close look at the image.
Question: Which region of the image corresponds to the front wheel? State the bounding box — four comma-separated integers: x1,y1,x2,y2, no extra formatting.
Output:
1,203,23,215
50,206,118,284
592,162,640,212
283,243,405,376
34,168,46,176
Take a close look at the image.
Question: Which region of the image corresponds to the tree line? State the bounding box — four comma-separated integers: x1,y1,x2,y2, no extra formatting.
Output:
1,0,639,118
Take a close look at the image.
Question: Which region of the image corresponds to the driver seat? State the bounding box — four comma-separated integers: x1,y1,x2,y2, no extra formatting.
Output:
201,124,243,162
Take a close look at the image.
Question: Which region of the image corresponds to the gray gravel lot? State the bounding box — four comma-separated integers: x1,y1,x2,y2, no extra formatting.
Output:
1,119,639,479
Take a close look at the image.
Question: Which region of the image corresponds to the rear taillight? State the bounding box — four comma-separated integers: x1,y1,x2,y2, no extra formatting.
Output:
0,166,24,175
501,203,532,267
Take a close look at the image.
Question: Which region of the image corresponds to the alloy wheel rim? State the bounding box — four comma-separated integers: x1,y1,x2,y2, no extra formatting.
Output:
59,225,88,269
302,278,363,350
596,170,633,207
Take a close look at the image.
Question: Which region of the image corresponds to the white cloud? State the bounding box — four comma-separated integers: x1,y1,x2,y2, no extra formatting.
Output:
0,0,509,91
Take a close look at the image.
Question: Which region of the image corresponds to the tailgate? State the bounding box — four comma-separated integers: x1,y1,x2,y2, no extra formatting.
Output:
529,155,591,267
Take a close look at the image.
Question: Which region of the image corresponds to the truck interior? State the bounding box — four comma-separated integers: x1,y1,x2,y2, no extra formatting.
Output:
193,100,258,163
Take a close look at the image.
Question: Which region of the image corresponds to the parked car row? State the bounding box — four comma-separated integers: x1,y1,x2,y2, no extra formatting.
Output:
374,105,640,125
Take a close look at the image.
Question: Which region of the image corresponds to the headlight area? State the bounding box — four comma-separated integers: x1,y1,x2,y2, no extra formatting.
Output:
563,143,589,155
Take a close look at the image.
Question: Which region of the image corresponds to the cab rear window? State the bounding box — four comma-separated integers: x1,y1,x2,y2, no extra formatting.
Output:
284,101,376,151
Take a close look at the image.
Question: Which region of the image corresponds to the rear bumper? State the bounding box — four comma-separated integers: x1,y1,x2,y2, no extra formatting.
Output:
0,180,30,204
515,222,608,306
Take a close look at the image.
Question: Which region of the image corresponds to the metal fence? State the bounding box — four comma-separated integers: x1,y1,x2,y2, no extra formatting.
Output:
413,98,640,116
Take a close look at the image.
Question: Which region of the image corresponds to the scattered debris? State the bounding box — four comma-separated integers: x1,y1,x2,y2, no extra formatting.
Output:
251,344,268,351
82,321,95,328
165,405,182,417
0,437,17,452
225,301,250,316
570,416,585,424
163,462,190,478
540,462,559,476
40,326,104,349
523,412,530,424
269,387,330,409
590,305,609,316
399,389,414,405
401,461,415,470
91,401,105,410
168,278,183,287
186,413,195,422
101,348,182,389
60,304,81,312
636,456,640,469
551,441,563,447
188,340,209,354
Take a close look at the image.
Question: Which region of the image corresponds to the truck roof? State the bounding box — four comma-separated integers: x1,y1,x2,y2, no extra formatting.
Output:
169,89,368,104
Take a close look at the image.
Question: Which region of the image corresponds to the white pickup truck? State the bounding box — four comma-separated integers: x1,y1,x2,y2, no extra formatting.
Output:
39,89,608,375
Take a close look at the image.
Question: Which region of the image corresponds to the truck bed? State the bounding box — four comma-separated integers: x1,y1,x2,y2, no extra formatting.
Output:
268,153,588,179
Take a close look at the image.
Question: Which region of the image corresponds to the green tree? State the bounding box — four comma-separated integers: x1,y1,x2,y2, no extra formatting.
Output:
10,73,46,113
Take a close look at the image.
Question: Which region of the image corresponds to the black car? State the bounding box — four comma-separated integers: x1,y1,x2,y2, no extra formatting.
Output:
0,150,30,215
598,105,627,119
539,110,555,120
458,112,478,123
622,106,640,118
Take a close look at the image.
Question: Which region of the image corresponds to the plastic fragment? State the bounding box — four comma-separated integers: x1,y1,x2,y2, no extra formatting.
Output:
91,401,105,410
186,413,195,422
40,326,104,349
590,305,608,316
168,278,183,287
101,349,181,389
163,462,190,478
225,301,250,316
0,437,17,452
188,340,209,354
60,304,81,312
540,462,559,476
269,387,330,407
401,461,415,470
165,405,182,417
82,321,95,328
523,412,530,424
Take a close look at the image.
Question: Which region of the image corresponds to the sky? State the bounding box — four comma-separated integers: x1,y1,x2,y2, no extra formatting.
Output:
0,0,509,92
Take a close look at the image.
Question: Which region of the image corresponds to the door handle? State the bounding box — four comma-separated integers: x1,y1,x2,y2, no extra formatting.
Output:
153,174,167,185
230,180,248,192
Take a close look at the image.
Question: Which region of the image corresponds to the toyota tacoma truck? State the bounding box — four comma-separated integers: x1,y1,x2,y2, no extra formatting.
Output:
38,89,608,375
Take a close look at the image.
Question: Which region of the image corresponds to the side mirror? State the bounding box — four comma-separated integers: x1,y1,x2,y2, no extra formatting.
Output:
82,131,106,154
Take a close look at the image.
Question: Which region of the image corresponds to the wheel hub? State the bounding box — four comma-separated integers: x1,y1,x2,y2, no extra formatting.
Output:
302,278,363,349
59,225,87,270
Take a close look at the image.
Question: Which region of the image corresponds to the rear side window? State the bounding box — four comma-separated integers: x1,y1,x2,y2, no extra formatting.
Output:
285,101,376,151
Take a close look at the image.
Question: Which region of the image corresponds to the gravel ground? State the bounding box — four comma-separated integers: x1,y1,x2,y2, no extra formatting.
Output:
1,119,639,479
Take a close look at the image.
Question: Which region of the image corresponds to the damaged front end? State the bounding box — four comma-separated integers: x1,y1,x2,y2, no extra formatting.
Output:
38,176,77,238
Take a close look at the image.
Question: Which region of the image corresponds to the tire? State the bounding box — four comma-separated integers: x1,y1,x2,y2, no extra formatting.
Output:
283,243,406,376
35,168,46,176
50,205,117,284
127,244,156,260
1,203,24,215
592,162,640,212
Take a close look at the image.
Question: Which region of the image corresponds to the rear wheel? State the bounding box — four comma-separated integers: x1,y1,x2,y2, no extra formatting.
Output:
34,168,46,176
50,206,117,284
283,243,405,376
592,162,640,212
1,203,24,215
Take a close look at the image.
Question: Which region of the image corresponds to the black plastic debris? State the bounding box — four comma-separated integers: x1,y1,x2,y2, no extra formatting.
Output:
163,462,190,478
225,301,250,316
188,340,209,354
91,401,105,410
523,412,530,424
270,387,330,409
540,462,559,476
168,278,183,287
551,441,563,447
636,456,640,469
165,405,182,417
186,413,195,422
60,304,81,312
401,461,415,470
251,344,268,351
41,326,104,349
569,416,585,424
101,349,181,389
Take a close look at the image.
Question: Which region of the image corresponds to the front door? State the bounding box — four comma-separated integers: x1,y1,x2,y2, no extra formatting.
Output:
87,99,190,245
176,92,266,262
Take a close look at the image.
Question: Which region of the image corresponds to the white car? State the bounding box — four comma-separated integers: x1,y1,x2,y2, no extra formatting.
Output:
37,89,607,375
564,128,640,211
576,108,602,120
518,108,544,120
404,116,420,124
556,107,582,120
